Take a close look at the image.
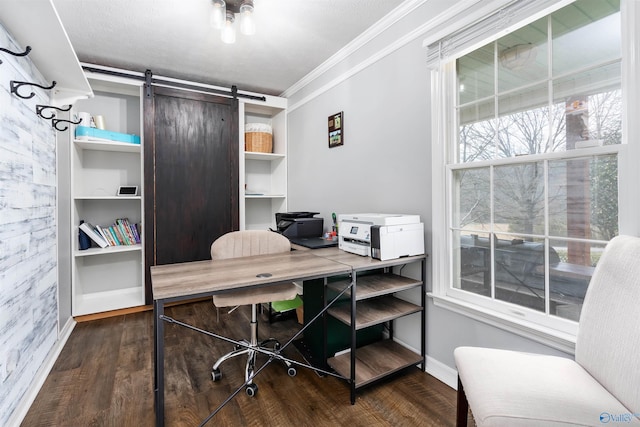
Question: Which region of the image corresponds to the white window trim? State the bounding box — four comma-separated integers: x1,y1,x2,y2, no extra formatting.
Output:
429,0,639,354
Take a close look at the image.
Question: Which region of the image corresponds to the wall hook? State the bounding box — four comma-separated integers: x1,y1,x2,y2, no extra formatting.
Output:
36,104,72,120
0,45,31,64
10,80,57,99
52,118,81,132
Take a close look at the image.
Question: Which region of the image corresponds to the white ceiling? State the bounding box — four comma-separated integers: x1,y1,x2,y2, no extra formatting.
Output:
52,0,406,96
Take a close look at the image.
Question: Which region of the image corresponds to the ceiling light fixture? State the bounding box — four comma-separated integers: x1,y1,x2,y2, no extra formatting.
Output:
211,0,256,44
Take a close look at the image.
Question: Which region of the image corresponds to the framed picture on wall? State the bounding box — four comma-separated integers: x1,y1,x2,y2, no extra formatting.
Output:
328,111,343,148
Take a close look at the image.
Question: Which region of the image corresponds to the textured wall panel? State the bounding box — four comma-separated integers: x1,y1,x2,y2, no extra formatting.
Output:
0,23,59,426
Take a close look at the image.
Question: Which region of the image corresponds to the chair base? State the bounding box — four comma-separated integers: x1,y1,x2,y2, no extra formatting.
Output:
211,303,296,396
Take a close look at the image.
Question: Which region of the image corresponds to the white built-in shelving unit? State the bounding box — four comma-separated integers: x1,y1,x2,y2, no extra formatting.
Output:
70,74,145,316
239,96,288,230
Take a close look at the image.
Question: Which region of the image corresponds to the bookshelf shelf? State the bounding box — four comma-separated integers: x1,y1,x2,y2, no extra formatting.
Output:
74,244,142,257
74,139,141,153
244,194,286,199
73,286,143,317
74,196,142,201
244,151,285,161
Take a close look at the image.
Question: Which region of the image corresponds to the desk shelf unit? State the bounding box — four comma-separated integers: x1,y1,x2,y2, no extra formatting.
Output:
70,74,144,316
325,256,426,403
240,96,287,230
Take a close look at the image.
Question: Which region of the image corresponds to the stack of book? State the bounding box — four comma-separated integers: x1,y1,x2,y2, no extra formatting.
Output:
79,218,141,248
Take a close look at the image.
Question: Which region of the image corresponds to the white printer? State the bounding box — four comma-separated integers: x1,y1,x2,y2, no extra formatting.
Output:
338,213,424,260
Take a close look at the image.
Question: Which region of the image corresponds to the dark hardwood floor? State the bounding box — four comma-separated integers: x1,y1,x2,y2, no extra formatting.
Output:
23,300,464,426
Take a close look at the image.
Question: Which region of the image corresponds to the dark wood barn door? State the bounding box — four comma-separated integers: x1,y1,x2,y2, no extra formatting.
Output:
144,86,239,301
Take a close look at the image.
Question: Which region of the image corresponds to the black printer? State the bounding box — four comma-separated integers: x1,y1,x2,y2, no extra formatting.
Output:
275,212,323,238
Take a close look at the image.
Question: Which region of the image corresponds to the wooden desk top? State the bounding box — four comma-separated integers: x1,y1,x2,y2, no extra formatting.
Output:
309,247,426,271
151,250,351,301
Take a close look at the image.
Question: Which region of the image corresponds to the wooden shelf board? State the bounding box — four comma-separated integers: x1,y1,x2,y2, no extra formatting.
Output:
245,151,285,161
73,286,144,316
74,139,141,153
327,273,422,300
327,296,422,329
245,194,286,199
327,340,423,388
74,244,142,257
74,196,142,201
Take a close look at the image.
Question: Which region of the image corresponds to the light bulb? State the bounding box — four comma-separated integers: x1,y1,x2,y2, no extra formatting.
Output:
239,1,255,36
210,0,226,29
221,11,236,44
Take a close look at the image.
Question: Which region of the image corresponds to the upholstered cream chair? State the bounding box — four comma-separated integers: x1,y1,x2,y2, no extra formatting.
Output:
210,230,299,397
455,235,640,426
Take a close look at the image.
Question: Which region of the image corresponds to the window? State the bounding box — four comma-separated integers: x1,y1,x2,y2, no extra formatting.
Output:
430,0,625,341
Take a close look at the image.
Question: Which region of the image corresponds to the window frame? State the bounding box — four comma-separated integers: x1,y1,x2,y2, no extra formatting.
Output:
428,0,638,354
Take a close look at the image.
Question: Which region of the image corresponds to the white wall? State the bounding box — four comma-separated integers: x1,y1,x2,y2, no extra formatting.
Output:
0,24,60,425
286,0,570,387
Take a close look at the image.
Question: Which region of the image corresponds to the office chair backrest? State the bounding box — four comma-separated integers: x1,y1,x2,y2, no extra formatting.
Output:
211,230,291,261
574,235,640,414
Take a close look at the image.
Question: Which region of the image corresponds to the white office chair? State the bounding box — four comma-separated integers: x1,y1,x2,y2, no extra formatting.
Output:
210,230,299,396
454,235,640,426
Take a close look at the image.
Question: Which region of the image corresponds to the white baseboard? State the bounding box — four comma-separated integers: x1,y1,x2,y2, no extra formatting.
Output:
424,355,458,390
6,317,76,427
392,336,458,390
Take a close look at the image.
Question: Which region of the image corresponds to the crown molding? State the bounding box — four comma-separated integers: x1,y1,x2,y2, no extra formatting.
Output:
281,0,427,98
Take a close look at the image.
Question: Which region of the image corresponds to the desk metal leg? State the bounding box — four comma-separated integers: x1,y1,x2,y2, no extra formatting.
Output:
421,258,426,371
350,273,357,405
154,299,165,427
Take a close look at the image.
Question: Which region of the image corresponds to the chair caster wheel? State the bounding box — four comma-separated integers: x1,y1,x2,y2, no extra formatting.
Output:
245,383,258,397
212,368,222,382
274,342,281,351
287,366,297,377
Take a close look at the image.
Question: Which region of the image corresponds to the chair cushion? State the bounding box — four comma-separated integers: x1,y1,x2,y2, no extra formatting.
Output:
212,282,298,308
454,346,640,426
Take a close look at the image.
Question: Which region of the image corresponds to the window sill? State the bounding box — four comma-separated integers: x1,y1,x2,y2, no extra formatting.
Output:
428,293,577,355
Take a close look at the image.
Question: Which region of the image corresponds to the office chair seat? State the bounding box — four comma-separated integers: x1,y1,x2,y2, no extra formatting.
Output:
210,230,299,397
212,283,297,308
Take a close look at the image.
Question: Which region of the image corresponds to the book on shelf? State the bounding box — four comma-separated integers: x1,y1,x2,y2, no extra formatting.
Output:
79,222,109,248
95,225,113,246
113,221,129,245
83,218,142,248
116,218,136,244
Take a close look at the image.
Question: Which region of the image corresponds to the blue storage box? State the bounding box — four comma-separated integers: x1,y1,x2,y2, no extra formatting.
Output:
75,126,141,145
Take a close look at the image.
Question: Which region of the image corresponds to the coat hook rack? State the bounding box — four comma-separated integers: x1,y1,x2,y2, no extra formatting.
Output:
52,118,82,132
0,45,31,64
10,80,57,99
36,104,72,120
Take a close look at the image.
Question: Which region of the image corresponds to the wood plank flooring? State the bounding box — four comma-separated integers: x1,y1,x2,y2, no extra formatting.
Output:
22,300,466,426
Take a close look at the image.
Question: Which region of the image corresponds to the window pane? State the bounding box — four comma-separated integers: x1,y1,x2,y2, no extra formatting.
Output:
553,62,621,105
453,231,492,297
494,162,545,235
548,239,606,321
552,0,621,76
494,235,546,312
498,17,548,93
459,101,496,162
453,168,490,229
497,84,553,157
458,42,494,105
553,64,622,148
548,155,618,240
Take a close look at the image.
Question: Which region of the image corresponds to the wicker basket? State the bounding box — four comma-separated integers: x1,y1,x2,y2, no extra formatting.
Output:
245,123,273,153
